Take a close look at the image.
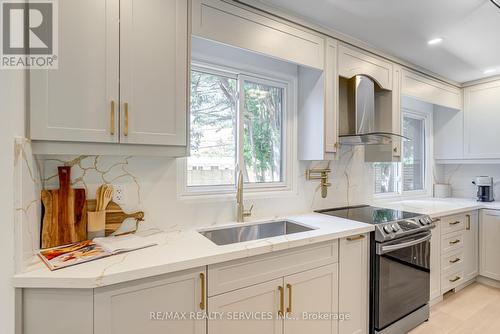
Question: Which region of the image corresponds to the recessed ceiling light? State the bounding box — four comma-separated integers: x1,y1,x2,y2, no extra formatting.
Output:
484,69,497,75
427,38,443,45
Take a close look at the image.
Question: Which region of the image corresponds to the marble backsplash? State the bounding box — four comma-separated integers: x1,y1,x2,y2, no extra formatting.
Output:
436,164,500,199
14,138,374,273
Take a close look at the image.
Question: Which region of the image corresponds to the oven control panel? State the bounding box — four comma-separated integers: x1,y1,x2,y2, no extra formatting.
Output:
375,216,434,242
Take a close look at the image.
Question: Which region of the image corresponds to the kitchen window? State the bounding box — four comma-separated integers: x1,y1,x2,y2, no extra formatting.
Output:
183,64,293,196
374,111,429,196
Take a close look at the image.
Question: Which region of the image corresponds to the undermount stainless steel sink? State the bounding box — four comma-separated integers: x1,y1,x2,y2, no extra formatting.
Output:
199,220,316,246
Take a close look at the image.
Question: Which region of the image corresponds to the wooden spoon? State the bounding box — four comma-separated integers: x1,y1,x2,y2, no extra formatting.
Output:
102,185,114,211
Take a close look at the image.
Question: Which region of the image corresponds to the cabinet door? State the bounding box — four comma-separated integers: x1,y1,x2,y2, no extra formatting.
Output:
120,0,188,145
480,210,500,281
463,211,479,281
30,0,119,143
464,81,500,159
401,69,461,110
324,38,339,155
284,264,339,334
208,278,283,334
339,235,369,334
94,268,206,334
338,44,393,90
430,222,441,300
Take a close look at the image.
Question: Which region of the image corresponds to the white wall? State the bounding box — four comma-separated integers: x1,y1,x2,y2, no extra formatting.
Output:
0,69,26,334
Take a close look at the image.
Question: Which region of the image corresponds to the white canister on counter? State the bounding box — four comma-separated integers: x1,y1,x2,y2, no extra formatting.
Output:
434,183,451,198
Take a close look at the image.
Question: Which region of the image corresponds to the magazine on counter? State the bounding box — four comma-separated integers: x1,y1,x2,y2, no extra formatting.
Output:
38,235,158,271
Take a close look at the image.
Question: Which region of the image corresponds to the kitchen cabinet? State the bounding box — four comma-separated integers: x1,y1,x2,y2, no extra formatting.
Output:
463,211,479,282
480,210,500,281
94,267,206,334
439,211,479,294
338,234,369,334
209,265,339,334
298,37,339,160
430,222,441,301
338,44,393,90
433,104,464,161
192,0,324,70
208,278,283,334
401,69,462,110
464,81,500,159
30,0,119,144
30,0,189,152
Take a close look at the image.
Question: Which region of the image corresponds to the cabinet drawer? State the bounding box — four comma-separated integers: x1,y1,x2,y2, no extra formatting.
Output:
441,231,464,254
440,214,466,235
441,249,464,273
208,240,338,296
441,269,464,292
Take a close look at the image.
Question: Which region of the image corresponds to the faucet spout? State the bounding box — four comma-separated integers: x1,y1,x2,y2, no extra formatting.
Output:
236,170,253,222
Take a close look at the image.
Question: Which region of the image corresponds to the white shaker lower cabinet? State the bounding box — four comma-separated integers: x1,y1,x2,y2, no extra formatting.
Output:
284,264,339,334
208,278,284,334
429,222,441,301
94,267,206,334
339,234,369,334
480,210,500,281
463,211,479,282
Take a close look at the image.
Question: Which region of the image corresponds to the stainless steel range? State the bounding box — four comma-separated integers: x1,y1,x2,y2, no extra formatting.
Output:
316,205,435,334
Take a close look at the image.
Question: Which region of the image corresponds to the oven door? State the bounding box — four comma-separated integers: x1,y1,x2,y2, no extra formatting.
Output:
374,231,431,331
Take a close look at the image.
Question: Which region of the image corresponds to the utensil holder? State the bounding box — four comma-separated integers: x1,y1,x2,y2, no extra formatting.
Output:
87,211,106,239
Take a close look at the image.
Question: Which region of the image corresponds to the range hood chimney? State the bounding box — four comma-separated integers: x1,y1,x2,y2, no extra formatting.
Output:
339,75,407,145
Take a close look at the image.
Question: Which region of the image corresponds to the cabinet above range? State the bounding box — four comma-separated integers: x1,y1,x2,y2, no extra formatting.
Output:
29,0,189,156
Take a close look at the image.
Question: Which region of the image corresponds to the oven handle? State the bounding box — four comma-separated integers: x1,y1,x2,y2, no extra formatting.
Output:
377,233,432,255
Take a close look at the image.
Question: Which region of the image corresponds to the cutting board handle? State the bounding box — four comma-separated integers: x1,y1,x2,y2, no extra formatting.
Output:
58,166,71,190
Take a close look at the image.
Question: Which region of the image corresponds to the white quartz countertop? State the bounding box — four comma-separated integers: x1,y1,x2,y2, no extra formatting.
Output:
13,213,374,289
376,197,500,218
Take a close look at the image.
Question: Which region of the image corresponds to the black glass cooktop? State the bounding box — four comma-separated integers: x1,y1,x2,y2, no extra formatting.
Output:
316,205,422,225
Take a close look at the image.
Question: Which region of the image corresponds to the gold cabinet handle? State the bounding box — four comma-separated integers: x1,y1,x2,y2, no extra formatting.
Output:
449,258,461,264
449,276,461,283
347,235,365,241
286,284,292,314
466,214,471,230
278,286,284,317
449,239,461,245
199,273,205,310
449,221,461,226
110,100,116,135
124,102,129,136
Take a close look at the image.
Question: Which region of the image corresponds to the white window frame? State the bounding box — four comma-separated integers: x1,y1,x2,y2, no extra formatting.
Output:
178,61,297,200
374,107,433,200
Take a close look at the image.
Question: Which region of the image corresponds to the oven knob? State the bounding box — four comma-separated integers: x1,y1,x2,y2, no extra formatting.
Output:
391,224,399,232
383,225,392,234
419,218,426,226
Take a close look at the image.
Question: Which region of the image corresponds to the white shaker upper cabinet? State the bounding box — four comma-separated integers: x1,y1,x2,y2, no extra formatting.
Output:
30,0,119,143
401,70,461,110
338,44,393,90
120,0,188,146
192,0,325,70
464,81,500,159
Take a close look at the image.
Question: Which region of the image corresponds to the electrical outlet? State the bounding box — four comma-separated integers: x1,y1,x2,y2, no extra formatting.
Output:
113,185,126,205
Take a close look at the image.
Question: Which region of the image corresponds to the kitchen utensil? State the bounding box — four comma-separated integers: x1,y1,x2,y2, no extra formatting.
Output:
86,200,144,236
87,211,106,239
41,166,88,248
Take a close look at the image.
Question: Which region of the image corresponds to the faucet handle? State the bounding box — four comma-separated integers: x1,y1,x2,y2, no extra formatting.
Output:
244,204,254,217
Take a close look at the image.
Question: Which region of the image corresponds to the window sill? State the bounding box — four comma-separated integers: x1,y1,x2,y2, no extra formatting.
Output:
178,186,298,203
373,190,432,203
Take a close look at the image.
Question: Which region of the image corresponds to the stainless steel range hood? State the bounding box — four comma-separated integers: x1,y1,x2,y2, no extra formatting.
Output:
339,75,407,145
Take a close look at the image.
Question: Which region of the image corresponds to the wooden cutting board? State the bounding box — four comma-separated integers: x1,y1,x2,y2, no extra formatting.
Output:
86,200,145,236
41,166,88,249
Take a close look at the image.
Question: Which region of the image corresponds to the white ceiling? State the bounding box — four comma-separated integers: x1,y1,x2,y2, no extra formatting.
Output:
258,0,500,83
